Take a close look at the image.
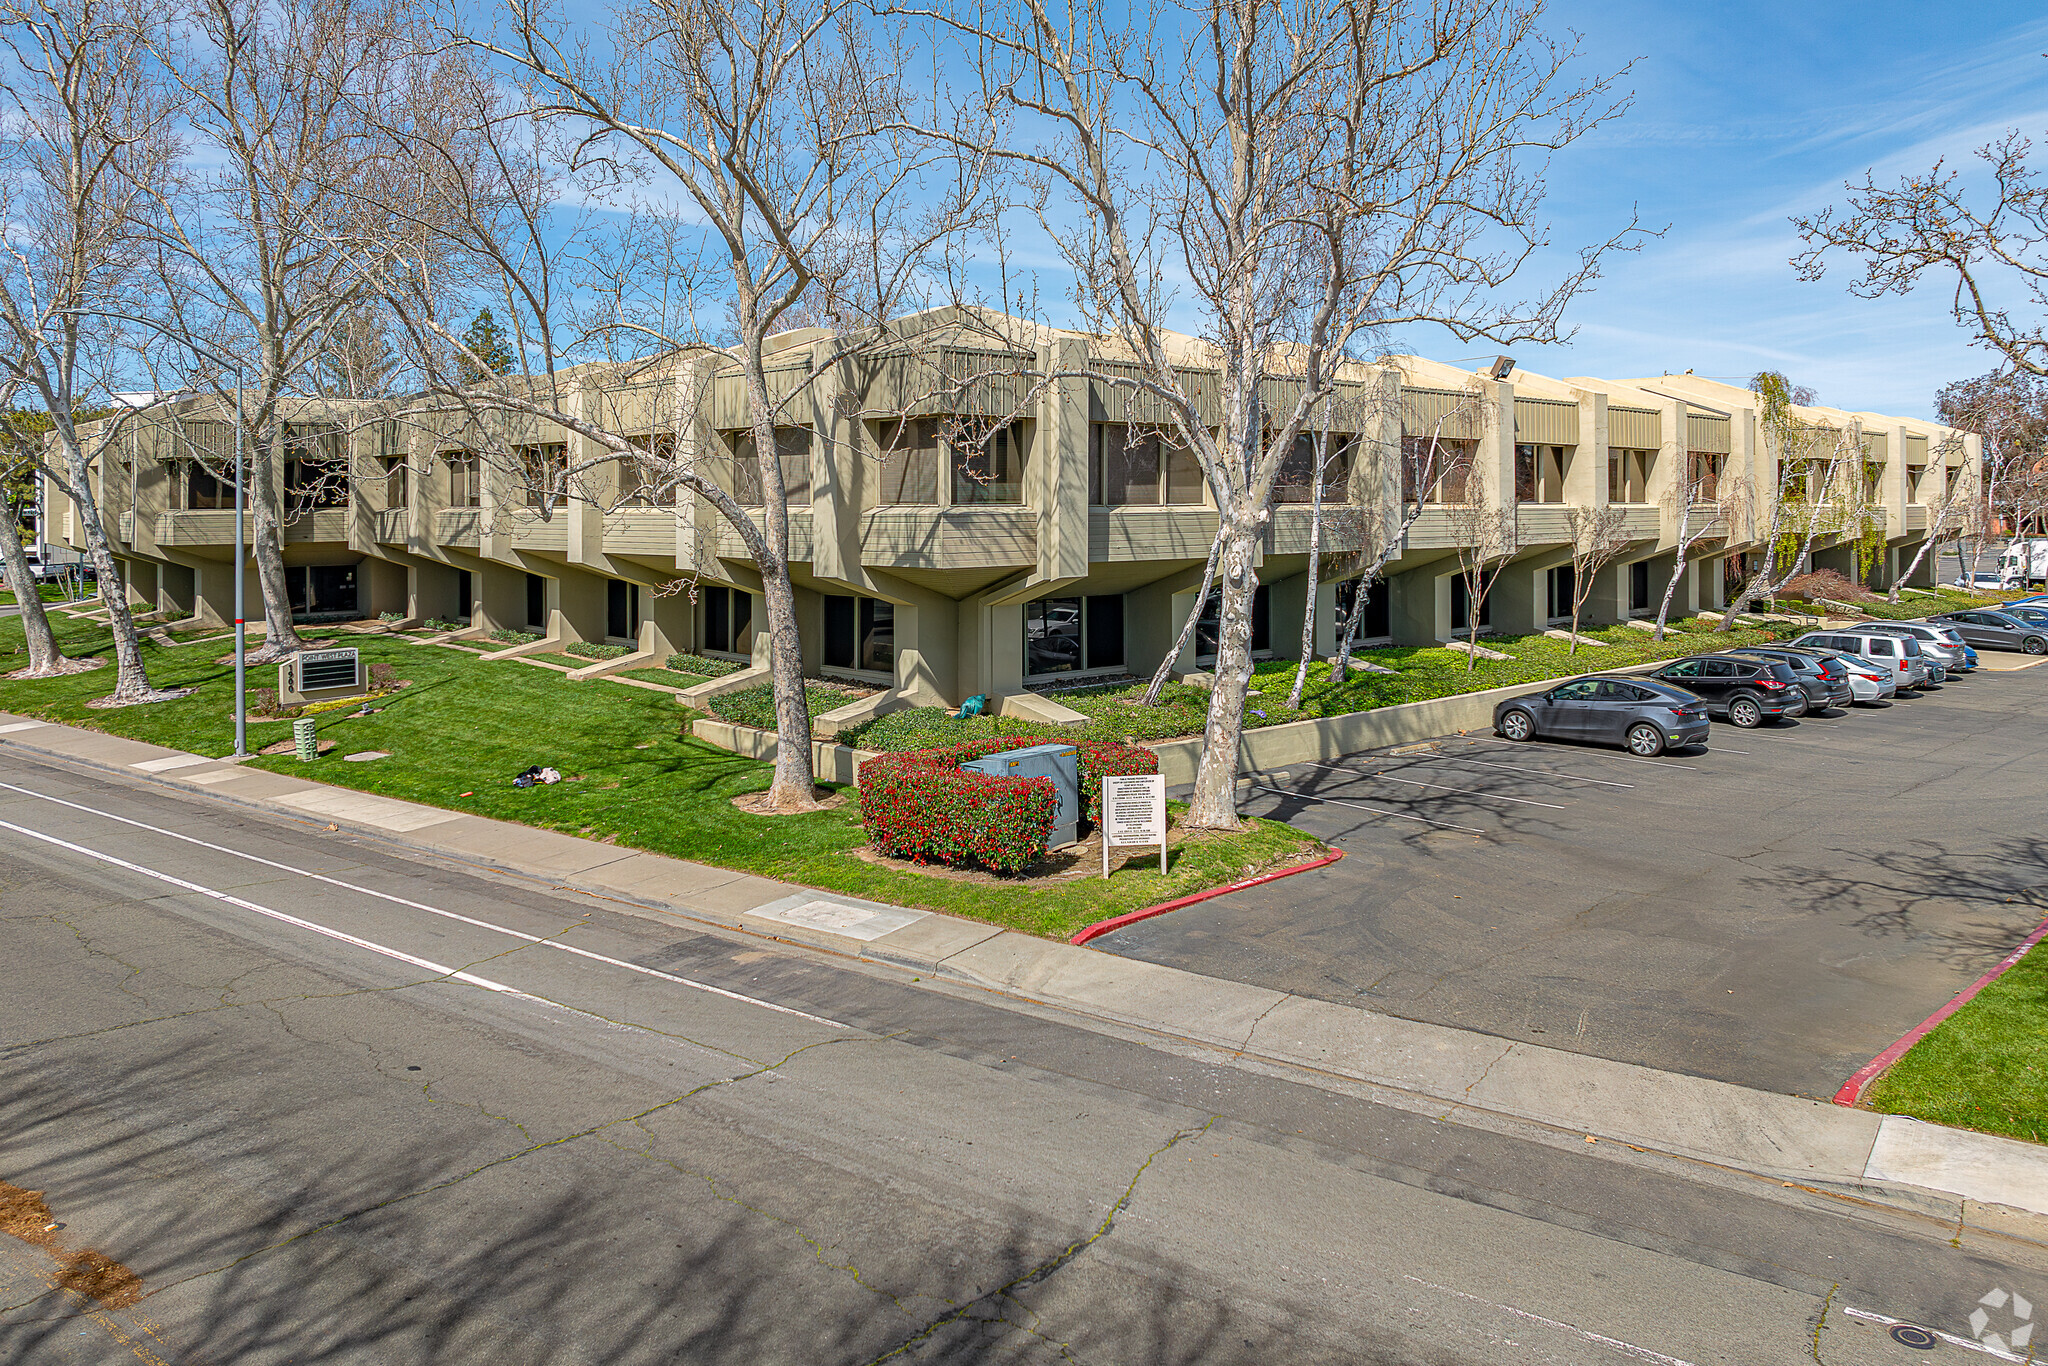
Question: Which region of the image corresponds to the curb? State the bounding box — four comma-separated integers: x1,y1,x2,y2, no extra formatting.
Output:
1069,849,1345,946
1834,908,2048,1106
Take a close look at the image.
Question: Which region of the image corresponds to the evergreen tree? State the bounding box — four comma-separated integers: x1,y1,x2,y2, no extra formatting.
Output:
458,309,517,385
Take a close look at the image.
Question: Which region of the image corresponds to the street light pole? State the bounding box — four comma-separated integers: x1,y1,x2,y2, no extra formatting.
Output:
233,373,247,758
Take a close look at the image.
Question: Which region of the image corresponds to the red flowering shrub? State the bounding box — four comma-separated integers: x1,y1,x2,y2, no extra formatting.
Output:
857,738,1159,874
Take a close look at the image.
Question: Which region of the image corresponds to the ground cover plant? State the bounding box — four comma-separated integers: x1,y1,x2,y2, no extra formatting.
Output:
704,680,868,730
1866,938,2048,1146
0,611,1311,938
620,666,711,689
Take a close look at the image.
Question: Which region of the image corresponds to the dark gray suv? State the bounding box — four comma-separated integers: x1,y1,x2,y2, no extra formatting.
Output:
1726,648,1853,711
1649,654,1807,727
1493,676,1711,756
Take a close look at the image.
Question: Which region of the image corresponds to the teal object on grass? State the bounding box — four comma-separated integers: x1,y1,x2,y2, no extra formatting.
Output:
955,693,989,719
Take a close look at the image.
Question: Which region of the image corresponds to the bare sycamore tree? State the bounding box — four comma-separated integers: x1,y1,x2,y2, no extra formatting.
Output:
1447,500,1513,671
0,414,76,676
0,0,182,703
1715,371,1853,631
1561,503,1630,654
364,0,975,811
1325,384,1489,684
1793,120,2048,380
133,0,410,660
913,0,1635,828
1888,433,1970,601
1937,367,2048,582
1650,450,1743,639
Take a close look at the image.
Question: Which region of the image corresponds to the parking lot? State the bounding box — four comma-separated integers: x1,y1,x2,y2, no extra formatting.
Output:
1101,653,2048,1098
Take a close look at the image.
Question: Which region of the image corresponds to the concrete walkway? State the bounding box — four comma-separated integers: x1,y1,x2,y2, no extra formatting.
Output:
4,707,2044,1223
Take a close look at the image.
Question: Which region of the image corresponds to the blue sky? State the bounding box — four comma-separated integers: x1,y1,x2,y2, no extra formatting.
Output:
1409,0,2048,417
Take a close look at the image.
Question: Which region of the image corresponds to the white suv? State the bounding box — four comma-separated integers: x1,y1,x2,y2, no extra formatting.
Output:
1790,629,1930,690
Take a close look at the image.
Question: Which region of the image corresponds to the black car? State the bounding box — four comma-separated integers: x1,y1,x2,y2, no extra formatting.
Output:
1649,655,1807,727
1926,610,2048,655
1726,647,1853,711
1492,676,1710,756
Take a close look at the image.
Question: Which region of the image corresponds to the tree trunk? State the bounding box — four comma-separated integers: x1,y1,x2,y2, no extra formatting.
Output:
1184,523,1260,830
244,456,307,662
1141,531,1223,706
1567,593,1582,656
1651,546,1687,641
1285,462,1327,710
53,438,158,702
742,362,819,812
1,503,66,674
1328,579,1369,685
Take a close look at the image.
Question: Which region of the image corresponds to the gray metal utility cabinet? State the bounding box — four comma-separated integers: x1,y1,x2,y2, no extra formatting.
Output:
961,743,1082,848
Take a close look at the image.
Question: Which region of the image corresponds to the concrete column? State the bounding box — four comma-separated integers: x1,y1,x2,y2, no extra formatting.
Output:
1388,560,1446,645
407,563,462,624
1884,423,1911,542
1268,571,1309,662
1568,388,1608,508
1034,337,1090,584
364,557,408,618
1651,397,1685,544
1312,577,1339,657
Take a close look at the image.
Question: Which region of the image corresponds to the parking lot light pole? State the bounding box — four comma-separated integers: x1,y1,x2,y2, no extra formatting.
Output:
233,373,247,759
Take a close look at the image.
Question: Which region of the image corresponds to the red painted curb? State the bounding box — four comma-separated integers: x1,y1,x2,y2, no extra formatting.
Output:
1069,849,1345,946
1833,909,2048,1107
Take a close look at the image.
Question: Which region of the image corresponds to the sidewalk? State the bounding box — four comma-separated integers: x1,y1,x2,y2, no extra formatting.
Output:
5,708,2045,1223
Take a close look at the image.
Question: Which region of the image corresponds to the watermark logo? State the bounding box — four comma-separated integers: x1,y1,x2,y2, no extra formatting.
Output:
1970,1288,2034,1357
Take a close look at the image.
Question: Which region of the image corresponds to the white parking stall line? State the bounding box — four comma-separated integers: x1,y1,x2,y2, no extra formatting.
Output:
0,780,845,1028
1363,773,1568,809
1462,736,1699,770
1248,785,1486,834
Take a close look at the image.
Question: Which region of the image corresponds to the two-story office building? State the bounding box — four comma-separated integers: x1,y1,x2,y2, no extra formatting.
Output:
53,310,1978,718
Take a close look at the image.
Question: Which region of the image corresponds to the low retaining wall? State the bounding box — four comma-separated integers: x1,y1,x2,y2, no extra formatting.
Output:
1143,661,1666,787
690,716,878,786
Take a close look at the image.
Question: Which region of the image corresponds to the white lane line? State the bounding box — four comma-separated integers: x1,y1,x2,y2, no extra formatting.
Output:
1248,784,1485,834
1364,774,1567,809
1463,736,1699,770
0,781,843,1028
1843,1306,2021,1360
1404,1276,1697,1366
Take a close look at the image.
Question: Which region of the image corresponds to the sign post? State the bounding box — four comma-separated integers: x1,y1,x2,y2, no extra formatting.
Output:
1100,773,1167,878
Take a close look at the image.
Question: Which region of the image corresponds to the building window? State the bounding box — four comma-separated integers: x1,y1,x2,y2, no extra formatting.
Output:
525,572,548,630
1022,595,1124,677
1403,436,1475,503
1515,444,1569,503
457,570,473,621
1689,451,1724,500
383,456,408,509
875,418,940,505
1090,423,1204,506
703,585,753,657
1335,579,1390,642
1450,575,1492,631
620,436,677,506
1629,560,1651,612
727,426,811,507
606,579,640,641
444,452,482,507
1545,565,1576,621
283,425,348,514
1608,448,1652,503
520,443,566,509
181,461,231,510
1273,432,1354,504
1194,585,1270,663
951,420,1026,505
823,595,893,674
284,563,360,619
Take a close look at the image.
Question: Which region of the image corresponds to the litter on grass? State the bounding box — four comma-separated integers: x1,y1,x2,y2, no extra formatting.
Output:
512,765,562,788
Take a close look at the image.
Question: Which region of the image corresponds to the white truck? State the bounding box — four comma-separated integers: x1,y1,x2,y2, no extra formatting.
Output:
1995,539,2048,588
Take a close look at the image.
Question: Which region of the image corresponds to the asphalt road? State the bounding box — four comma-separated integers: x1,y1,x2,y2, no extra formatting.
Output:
1103,656,2048,1099
3,752,2044,1364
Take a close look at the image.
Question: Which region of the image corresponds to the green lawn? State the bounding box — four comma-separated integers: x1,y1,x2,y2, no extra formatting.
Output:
1866,936,2048,1146
840,621,1795,750
620,667,710,690
0,584,68,607
0,613,1320,939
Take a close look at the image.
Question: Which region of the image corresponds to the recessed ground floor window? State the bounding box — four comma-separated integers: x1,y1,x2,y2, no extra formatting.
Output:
1545,565,1576,621
525,572,548,630
823,595,893,675
1194,585,1270,664
1630,560,1651,612
1024,595,1125,677
285,563,361,620
703,585,753,657
1449,575,1491,632
1335,579,1390,642
606,579,640,641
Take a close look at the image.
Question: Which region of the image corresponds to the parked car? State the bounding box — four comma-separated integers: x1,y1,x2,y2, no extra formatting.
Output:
1649,655,1807,727
1863,621,1972,674
1997,603,2048,627
1725,648,1853,711
1771,645,1898,704
1925,609,2048,655
1493,676,1711,756
1789,629,1930,690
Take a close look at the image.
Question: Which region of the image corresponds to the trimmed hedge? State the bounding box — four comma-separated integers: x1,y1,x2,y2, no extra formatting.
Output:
857,738,1160,874
567,641,631,660
835,706,1070,752
489,629,542,645
665,651,744,678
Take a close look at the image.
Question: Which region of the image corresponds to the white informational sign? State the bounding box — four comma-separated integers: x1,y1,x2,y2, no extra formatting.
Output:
1101,773,1168,878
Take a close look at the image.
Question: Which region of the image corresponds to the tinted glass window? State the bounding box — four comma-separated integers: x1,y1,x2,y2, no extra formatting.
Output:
1661,660,1701,678
1867,637,1892,656
1703,659,1737,677
1551,680,1600,701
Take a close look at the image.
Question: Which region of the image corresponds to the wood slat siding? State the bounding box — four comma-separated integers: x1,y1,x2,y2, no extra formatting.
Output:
1513,397,1580,445
1686,413,1731,454
1403,507,1470,551
504,515,567,551
707,368,813,429
435,509,480,547
714,511,812,561
1905,432,1929,462
1401,387,1485,441
1610,407,1660,448
855,509,1034,568
1088,362,1224,426
155,511,237,545
284,510,349,544
372,509,407,544
600,508,676,555
1621,506,1662,540
1861,431,1889,460
1906,506,1929,532
1516,505,1572,545
941,348,1031,417
1089,508,1219,562
177,420,235,462
118,511,135,542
